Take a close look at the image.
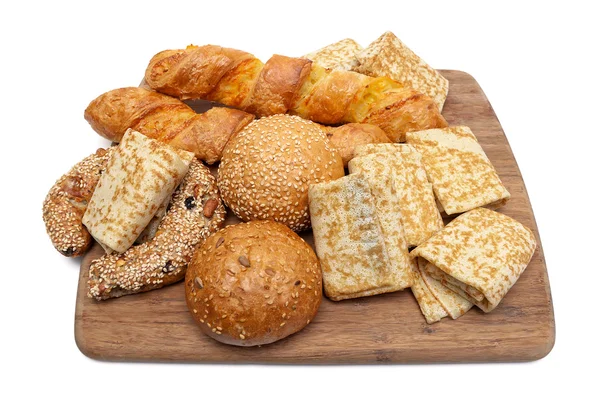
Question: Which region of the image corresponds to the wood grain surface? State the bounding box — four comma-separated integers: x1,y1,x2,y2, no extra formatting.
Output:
75,70,555,364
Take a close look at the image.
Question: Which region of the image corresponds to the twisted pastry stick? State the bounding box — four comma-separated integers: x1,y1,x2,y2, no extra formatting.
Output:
145,45,448,142
84,87,254,164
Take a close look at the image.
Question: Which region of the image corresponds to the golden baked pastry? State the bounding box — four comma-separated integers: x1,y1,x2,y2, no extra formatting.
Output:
185,220,322,346
325,123,392,167
84,87,254,164
144,44,448,141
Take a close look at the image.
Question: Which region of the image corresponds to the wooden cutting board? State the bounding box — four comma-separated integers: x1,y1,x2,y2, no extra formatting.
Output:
75,70,555,363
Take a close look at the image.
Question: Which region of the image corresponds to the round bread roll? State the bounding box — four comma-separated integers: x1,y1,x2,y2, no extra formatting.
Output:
185,220,323,347
218,114,344,231
326,123,392,167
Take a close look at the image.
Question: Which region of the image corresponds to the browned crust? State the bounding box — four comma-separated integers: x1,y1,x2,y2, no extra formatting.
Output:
144,45,447,139
87,159,226,300
326,123,392,167
84,87,254,164
43,148,115,257
245,55,312,116
185,220,322,347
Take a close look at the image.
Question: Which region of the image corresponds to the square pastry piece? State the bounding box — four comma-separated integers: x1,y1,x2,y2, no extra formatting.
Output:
353,31,449,111
348,145,443,247
308,173,413,301
406,126,510,215
410,208,537,313
303,38,363,70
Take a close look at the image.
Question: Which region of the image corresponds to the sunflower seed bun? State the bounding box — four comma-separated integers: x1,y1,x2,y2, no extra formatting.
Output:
217,114,344,231
185,220,323,347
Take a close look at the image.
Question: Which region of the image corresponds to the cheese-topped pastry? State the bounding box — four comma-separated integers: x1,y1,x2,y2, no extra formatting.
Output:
83,129,194,253
410,208,536,312
406,126,510,215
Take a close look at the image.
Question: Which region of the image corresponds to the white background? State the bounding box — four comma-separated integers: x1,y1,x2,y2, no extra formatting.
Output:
2,0,598,398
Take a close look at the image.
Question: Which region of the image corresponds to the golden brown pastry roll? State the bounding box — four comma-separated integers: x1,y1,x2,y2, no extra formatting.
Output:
325,123,392,167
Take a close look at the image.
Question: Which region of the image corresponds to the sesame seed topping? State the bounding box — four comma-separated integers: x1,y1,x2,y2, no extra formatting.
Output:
87,160,225,300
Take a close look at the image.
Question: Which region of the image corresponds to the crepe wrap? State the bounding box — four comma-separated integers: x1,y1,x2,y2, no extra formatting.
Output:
348,149,443,247
410,208,536,312
406,126,510,215
347,167,414,290
83,129,195,253
308,173,409,300
409,257,473,324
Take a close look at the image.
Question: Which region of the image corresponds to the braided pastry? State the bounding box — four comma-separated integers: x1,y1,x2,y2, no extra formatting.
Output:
144,45,448,142
84,87,254,164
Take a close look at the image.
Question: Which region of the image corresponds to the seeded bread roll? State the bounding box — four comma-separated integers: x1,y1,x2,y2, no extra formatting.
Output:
185,220,322,346
218,114,344,231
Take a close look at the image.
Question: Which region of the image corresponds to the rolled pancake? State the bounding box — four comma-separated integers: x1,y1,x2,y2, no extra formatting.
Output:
406,126,510,215
348,151,443,247
308,173,402,301
417,258,473,319
410,208,536,312
83,129,194,253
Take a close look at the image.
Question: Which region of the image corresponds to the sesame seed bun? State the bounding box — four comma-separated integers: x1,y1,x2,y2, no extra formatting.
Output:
217,114,344,231
185,220,323,347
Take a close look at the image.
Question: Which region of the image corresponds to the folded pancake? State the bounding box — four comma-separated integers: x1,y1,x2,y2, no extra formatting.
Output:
308,173,403,301
406,126,510,215
352,31,449,111
421,262,485,302
353,143,415,157
304,38,362,70
83,129,195,253
417,258,473,319
409,258,448,324
348,151,443,247
410,208,536,312
350,170,414,291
